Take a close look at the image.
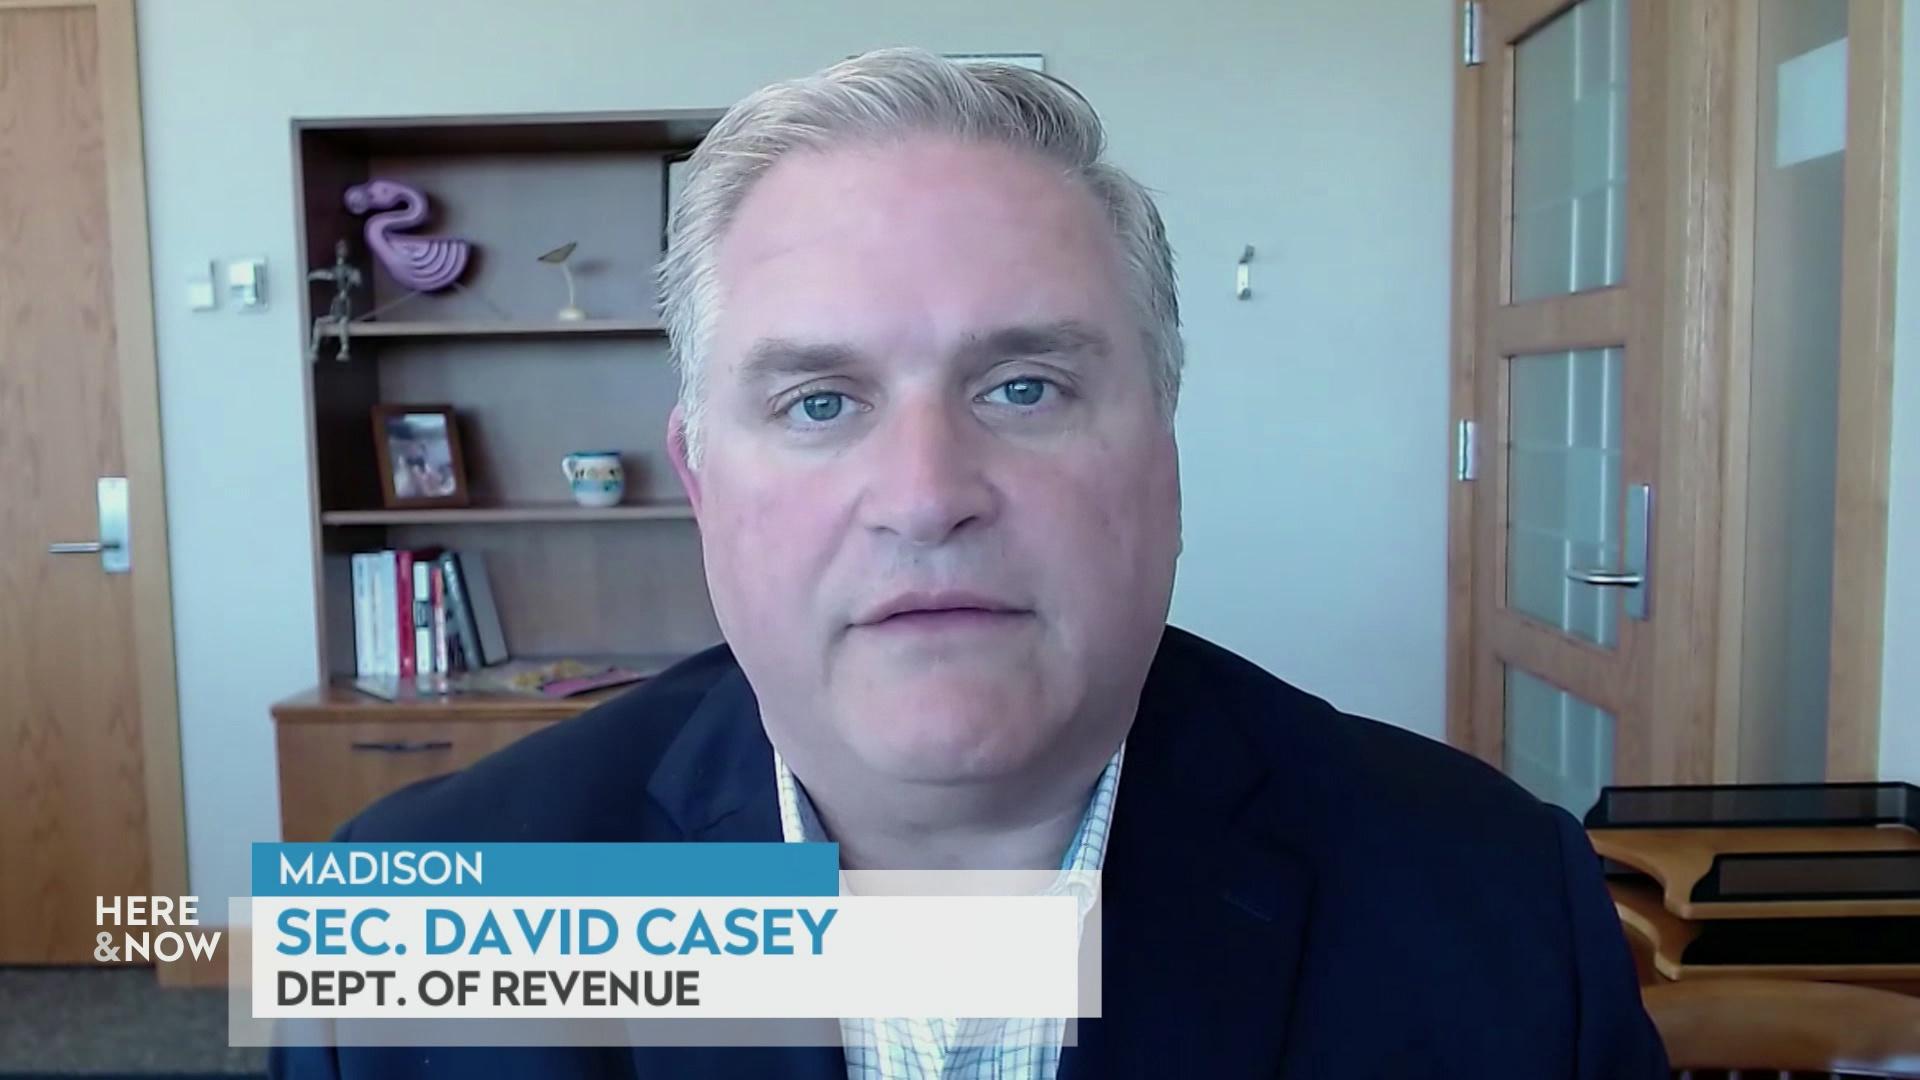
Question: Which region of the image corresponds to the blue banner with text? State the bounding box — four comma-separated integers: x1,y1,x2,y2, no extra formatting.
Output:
251,843,839,897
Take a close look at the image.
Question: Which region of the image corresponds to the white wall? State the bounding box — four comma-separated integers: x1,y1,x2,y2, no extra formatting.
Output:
135,0,1456,902
1878,11,1920,783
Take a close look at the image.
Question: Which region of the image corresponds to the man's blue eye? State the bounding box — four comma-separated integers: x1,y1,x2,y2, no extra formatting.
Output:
990,378,1049,407
791,392,845,423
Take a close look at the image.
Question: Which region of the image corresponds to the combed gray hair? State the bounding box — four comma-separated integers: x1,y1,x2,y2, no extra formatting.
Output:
657,46,1183,465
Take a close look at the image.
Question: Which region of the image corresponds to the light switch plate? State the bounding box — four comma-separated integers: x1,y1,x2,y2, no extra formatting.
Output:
188,261,216,311
227,256,267,311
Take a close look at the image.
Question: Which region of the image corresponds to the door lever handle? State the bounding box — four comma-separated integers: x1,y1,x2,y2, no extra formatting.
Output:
46,478,130,573
1565,568,1643,587
1563,484,1653,620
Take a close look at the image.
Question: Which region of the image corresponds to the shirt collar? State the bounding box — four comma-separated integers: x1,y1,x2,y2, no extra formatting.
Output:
774,743,1127,875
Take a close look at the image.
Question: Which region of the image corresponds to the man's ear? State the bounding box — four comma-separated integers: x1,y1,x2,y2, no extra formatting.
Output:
666,405,703,514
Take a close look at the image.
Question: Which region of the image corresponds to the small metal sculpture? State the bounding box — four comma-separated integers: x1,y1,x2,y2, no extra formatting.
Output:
537,241,585,321
307,240,363,361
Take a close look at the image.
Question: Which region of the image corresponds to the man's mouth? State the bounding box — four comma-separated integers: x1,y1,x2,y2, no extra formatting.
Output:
853,590,1033,631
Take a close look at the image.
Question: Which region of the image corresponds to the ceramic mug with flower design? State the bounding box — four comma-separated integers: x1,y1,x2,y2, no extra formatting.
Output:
561,451,625,507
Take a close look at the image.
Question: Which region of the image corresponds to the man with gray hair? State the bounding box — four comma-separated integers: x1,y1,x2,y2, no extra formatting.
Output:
277,47,1666,1079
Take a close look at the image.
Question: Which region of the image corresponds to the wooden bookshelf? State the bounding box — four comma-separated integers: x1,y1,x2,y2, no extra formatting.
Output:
321,318,664,340
321,502,694,526
276,109,724,841
293,106,724,681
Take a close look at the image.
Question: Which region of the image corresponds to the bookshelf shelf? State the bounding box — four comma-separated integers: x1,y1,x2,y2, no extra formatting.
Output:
321,502,695,526
321,318,665,340
274,653,694,723
276,681,611,723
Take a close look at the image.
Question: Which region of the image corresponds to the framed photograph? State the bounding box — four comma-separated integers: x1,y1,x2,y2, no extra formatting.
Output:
371,404,470,509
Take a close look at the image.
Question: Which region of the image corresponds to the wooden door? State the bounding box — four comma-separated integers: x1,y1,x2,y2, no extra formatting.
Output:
1451,0,1686,816
1448,0,1904,810
0,0,183,965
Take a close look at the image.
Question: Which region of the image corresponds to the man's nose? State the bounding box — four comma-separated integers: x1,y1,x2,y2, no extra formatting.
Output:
858,397,997,545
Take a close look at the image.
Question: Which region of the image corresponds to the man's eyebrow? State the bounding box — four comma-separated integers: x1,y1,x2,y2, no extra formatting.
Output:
956,320,1112,364
735,321,1111,383
737,339,866,384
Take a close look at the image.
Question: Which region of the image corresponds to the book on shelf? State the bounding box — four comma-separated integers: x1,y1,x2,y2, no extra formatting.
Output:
395,548,440,678
349,547,509,694
350,555,374,679
464,553,510,666
349,552,401,678
438,550,509,668
431,564,450,676
410,554,432,680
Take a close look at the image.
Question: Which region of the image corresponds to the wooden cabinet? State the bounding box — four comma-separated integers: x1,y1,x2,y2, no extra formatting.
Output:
273,717,553,842
271,687,616,841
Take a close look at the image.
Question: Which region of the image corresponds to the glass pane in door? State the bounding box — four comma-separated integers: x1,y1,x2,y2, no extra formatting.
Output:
1737,0,1848,781
1505,666,1616,816
1512,0,1629,301
1508,348,1623,647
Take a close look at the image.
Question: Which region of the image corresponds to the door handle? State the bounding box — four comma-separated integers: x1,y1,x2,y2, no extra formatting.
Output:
1565,568,1642,587
1563,483,1652,620
46,478,130,574
350,739,455,754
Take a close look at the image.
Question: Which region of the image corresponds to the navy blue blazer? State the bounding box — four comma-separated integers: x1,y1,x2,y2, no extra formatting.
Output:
271,626,1667,1079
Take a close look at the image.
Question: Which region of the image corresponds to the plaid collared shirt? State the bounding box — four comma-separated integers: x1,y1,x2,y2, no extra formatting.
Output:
773,744,1125,1080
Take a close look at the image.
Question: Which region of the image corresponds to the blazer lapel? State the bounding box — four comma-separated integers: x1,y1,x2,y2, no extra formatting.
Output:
632,633,1316,1079
1059,636,1317,1079
632,664,848,1079
643,664,784,844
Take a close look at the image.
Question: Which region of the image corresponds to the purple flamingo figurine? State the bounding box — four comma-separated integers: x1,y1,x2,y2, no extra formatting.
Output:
343,179,470,293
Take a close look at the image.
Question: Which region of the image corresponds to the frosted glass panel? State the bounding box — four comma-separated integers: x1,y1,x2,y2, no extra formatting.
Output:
1512,0,1629,301
1738,0,1848,782
1507,348,1623,647
1506,667,1616,816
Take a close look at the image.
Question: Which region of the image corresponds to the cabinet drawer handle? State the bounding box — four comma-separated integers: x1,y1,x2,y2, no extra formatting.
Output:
350,739,454,754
